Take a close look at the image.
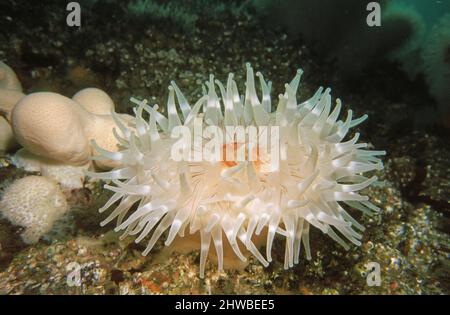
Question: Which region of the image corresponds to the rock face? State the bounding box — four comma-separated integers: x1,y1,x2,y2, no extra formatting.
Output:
0,175,68,244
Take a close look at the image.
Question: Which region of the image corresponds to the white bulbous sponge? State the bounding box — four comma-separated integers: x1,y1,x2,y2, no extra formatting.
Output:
0,62,24,152
0,176,69,244
72,87,115,115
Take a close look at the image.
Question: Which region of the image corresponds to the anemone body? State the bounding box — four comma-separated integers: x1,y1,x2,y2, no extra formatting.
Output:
90,64,385,278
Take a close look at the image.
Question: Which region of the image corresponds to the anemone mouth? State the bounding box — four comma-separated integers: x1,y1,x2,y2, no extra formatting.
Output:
220,141,265,169
89,63,385,278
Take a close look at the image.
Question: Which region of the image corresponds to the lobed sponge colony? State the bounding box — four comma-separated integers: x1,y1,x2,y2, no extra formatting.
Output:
0,61,22,92
11,90,134,175
12,92,92,166
0,62,24,152
0,116,16,152
72,87,115,116
0,176,69,244
12,149,89,190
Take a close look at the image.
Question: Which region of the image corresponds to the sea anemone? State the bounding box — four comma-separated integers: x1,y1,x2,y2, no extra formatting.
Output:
89,63,385,278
